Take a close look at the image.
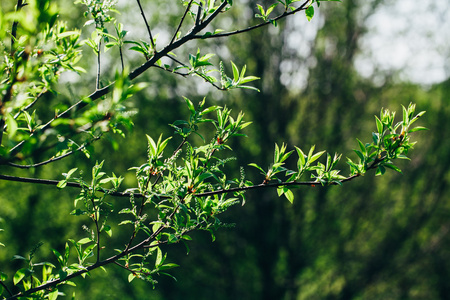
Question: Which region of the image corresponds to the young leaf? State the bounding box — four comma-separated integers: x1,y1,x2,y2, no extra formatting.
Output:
155,247,163,267
285,189,294,203
13,268,27,285
305,5,314,21
309,150,325,164
231,61,239,82
408,126,428,133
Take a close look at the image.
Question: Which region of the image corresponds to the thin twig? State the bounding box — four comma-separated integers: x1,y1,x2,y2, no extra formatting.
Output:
12,88,48,120
5,236,167,300
96,40,101,90
0,280,13,298
5,135,101,169
119,46,124,73
194,0,311,40
0,172,358,200
165,54,225,90
10,0,25,56
0,174,141,198
195,2,202,26
8,84,112,156
1,0,26,146
91,199,101,262
6,198,185,299
136,0,155,50
6,0,293,158
170,0,195,45
189,1,228,35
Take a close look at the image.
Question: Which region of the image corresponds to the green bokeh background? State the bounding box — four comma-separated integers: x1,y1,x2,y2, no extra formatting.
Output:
1,0,449,299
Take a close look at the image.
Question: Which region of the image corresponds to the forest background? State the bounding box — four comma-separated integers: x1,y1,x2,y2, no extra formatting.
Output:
0,0,449,299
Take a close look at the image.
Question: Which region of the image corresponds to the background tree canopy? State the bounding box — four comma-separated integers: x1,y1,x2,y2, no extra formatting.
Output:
0,0,448,299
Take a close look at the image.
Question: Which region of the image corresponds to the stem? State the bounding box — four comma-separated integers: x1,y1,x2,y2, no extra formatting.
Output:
12,88,48,120
5,0,300,163
0,172,359,200
165,54,225,90
0,280,13,297
96,39,101,90
94,212,101,262
119,46,124,73
0,174,143,198
170,0,195,45
10,0,24,56
136,0,156,50
195,2,202,26
5,201,185,299
194,0,310,39
5,238,164,300
1,0,25,147
6,0,219,156
5,135,101,169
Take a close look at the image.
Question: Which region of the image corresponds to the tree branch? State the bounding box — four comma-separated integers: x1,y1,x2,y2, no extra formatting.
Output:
5,1,227,156
10,0,25,56
5,135,101,169
0,280,13,298
5,200,187,300
5,0,295,164
136,0,156,50
12,88,48,121
164,54,226,90
96,40,102,90
194,0,311,39
0,171,360,200
0,174,143,198
170,0,195,45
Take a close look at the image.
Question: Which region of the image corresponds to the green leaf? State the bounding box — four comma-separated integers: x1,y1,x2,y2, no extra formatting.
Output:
384,163,402,174
57,31,80,39
375,116,383,134
266,3,278,16
104,225,112,237
248,163,266,174
146,134,157,157
184,97,195,113
256,4,265,16
0,271,7,281
199,53,215,63
277,187,284,197
77,238,92,245
372,132,379,144
239,75,260,84
284,189,294,203
402,104,408,125
356,138,366,154
236,85,260,92
48,289,59,300
5,114,18,138
13,268,27,285
305,5,314,21
158,263,179,271
408,126,428,133
155,247,163,267
353,150,365,162
295,147,306,167
376,165,386,176
231,61,239,82
309,150,325,164
152,222,163,233
12,255,27,261
52,249,64,267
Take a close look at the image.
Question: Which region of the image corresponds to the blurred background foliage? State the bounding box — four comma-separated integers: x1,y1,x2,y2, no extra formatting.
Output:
0,0,449,299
